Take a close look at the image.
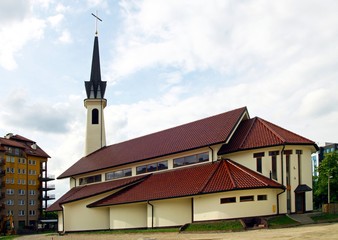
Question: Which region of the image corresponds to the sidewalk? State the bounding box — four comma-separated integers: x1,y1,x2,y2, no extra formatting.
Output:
288,213,316,224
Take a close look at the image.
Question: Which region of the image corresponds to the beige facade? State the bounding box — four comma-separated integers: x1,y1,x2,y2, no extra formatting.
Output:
84,99,107,156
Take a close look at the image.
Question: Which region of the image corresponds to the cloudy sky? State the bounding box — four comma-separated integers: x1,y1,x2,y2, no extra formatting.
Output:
1,0,338,201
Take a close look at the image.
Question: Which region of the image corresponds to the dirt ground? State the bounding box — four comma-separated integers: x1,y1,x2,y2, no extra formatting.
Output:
16,222,338,240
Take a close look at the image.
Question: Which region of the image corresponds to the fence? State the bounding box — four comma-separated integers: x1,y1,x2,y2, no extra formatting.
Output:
322,203,338,214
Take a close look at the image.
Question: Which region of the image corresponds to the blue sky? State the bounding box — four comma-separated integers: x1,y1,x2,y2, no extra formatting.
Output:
1,0,338,200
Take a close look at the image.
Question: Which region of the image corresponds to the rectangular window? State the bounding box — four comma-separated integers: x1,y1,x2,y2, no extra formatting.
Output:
240,195,254,202
29,200,35,206
18,189,25,195
18,210,25,216
7,210,14,216
105,168,132,181
220,197,236,204
257,195,268,201
136,161,169,175
269,151,279,180
173,152,209,168
18,200,25,205
6,189,14,195
79,174,102,185
29,210,36,216
6,200,14,205
253,152,264,173
29,190,36,195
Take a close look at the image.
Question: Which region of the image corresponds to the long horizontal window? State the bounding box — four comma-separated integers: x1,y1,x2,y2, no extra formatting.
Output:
79,174,102,185
173,152,209,168
136,161,168,175
106,168,132,181
220,197,236,204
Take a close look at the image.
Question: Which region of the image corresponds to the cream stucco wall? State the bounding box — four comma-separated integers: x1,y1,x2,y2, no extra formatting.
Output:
222,145,315,214
57,211,63,232
62,191,113,232
109,203,147,229
194,189,281,221
84,99,106,156
149,198,192,228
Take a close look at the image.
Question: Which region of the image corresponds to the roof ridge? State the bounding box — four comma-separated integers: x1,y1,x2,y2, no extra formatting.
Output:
223,159,237,188
227,160,269,187
198,161,222,193
256,117,286,142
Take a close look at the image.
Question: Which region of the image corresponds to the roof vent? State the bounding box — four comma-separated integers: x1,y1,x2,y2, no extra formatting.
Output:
5,133,13,139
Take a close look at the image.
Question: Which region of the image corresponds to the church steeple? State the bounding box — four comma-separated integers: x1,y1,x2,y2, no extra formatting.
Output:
84,34,107,156
85,36,106,99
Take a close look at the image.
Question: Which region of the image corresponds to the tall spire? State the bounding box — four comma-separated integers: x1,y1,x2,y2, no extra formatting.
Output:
84,35,107,99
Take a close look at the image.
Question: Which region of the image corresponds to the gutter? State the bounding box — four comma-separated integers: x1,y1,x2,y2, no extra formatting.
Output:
147,201,154,229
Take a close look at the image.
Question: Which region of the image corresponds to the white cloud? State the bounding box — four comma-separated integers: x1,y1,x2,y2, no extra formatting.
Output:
48,13,64,28
58,29,73,44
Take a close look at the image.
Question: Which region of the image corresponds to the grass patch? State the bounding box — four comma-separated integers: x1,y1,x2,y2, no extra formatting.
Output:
267,215,298,228
183,220,243,232
311,213,338,222
0,235,18,240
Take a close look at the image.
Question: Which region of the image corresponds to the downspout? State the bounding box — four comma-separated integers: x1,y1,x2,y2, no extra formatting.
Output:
208,146,214,163
147,201,154,229
60,205,66,235
191,198,194,223
276,189,286,215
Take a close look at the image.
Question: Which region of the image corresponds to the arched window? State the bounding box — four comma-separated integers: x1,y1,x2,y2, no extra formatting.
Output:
92,109,99,124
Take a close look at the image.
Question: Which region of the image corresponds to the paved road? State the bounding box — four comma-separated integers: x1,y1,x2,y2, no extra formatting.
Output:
16,222,338,240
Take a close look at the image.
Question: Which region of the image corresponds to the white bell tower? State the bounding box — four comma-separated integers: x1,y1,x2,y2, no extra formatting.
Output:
84,33,107,156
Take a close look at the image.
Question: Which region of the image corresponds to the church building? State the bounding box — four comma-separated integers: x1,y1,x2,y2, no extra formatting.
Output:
48,33,318,233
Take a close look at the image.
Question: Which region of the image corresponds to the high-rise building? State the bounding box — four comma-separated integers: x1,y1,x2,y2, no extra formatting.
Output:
0,133,54,232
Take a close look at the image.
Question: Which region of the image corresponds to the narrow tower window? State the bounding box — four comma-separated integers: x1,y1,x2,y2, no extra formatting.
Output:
92,109,99,124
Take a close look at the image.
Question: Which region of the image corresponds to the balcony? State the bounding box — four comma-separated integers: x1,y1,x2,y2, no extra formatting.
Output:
0,169,5,177
41,194,55,201
0,158,5,166
39,174,55,182
40,184,55,191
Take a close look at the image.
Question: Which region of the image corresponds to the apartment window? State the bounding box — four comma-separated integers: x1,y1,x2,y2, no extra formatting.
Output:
106,168,132,180
6,200,14,205
6,156,14,163
173,152,209,168
220,197,236,204
29,200,35,206
257,195,268,201
79,174,102,185
18,200,25,205
29,210,36,216
29,190,36,196
6,168,15,174
7,210,14,216
240,195,254,202
269,151,279,180
253,152,264,173
6,189,14,195
18,158,26,164
18,189,25,195
18,210,25,216
136,161,168,175
28,170,36,175
6,178,14,184
28,159,36,165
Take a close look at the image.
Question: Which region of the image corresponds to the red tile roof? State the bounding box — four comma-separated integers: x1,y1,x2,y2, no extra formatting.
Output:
58,107,248,179
0,134,50,158
88,159,283,208
218,117,317,154
47,174,148,211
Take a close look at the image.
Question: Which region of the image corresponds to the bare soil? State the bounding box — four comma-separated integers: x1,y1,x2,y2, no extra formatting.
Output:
16,222,338,240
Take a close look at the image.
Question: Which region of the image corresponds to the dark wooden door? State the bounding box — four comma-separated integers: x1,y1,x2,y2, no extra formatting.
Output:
295,192,305,213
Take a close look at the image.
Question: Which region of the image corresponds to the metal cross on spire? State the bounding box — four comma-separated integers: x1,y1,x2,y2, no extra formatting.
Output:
91,11,102,35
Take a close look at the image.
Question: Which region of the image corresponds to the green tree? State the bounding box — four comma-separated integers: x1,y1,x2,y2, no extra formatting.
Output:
314,151,338,205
